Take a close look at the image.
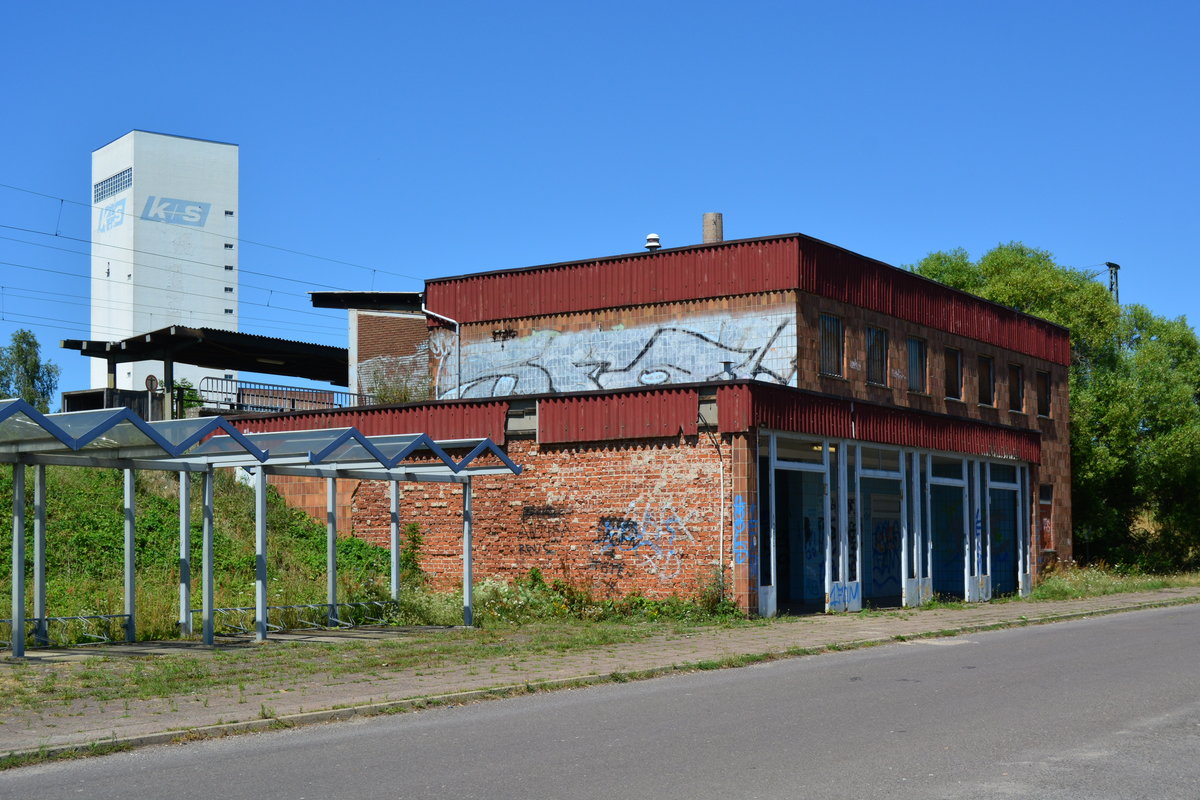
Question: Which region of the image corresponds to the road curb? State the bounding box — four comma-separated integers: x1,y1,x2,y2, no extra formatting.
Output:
5,594,1197,766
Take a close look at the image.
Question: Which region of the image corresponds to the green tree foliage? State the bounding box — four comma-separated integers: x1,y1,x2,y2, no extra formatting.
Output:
0,329,61,412
913,243,1200,569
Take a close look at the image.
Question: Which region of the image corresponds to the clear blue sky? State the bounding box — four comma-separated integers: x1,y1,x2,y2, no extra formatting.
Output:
2,1,1196,401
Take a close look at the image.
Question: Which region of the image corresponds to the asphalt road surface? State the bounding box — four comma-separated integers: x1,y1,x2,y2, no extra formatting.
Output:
5,605,1199,799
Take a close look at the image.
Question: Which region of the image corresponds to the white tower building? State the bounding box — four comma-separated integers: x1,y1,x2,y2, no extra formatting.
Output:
90,131,239,390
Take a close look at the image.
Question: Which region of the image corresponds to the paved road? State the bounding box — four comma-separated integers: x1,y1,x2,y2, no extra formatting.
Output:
4,603,1198,799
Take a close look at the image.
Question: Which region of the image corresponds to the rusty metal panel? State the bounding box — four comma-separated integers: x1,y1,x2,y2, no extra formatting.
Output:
426,232,1070,365
853,403,1041,463
425,237,800,324
231,401,510,443
538,388,699,444
798,238,1070,365
717,383,852,438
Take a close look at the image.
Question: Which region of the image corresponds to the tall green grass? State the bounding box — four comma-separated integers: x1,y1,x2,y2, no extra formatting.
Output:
0,466,394,644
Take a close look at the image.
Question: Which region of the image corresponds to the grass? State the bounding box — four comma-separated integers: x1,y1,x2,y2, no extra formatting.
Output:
1028,565,1200,600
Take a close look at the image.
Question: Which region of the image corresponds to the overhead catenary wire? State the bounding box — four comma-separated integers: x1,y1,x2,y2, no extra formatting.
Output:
0,181,427,283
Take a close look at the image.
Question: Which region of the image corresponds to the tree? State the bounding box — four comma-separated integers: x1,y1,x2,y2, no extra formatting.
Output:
0,329,61,413
912,244,1200,569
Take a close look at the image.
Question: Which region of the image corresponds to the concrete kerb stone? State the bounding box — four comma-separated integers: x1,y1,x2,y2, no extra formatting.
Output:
4,590,1199,765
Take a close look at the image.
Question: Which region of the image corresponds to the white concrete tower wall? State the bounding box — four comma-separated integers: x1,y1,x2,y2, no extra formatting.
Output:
90,131,239,390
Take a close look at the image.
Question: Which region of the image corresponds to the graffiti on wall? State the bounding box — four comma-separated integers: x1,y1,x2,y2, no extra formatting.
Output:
591,497,698,582
518,505,566,556
433,310,797,399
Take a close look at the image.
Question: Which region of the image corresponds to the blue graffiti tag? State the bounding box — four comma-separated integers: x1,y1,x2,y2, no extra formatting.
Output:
732,495,749,565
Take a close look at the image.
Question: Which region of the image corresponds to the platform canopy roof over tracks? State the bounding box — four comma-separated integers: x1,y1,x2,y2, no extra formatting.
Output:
0,398,521,657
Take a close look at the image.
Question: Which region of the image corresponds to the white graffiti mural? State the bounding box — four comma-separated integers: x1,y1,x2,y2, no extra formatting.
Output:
434,310,797,399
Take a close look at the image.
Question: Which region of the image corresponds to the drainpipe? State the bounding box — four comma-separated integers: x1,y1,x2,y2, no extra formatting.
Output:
421,304,462,399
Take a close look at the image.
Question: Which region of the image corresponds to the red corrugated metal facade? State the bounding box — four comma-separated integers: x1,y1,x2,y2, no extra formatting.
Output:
232,384,1036,461
718,383,1040,463
425,233,1070,365
717,384,853,440
232,401,510,444
538,388,700,444
425,237,799,324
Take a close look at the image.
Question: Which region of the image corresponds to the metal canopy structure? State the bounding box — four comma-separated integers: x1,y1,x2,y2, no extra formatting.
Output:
0,399,521,657
60,325,350,386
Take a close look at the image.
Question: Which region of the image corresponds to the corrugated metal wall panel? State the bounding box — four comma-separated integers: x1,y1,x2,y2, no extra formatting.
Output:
538,388,700,444
425,238,800,324
717,384,853,438
231,402,510,444
718,384,1040,462
425,233,1070,365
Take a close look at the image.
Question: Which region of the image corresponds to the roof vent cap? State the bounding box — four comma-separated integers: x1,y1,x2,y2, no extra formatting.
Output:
645,233,661,251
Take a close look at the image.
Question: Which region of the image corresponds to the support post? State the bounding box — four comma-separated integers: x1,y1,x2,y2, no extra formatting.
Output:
326,477,337,627
389,480,400,600
202,469,215,645
124,468,136,643
33,464,47,646
179,472,192,634
254,467,268,642
11,465,25,658
462,477,473,626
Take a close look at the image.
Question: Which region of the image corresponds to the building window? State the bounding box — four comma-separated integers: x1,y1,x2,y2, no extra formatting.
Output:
225,210,235,217
224,287,234,293
224,308,234,314
224,243,234,250
224,265,234,271
866,327,888,386
1008,364,1024,412
1036,370,1051,417
93,167,132,203
978,355,994,406
944,348,962,400
907,337,927,393
819,314,844,377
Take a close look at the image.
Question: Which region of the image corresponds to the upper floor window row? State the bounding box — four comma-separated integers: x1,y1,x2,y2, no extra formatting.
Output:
820,315,1052,418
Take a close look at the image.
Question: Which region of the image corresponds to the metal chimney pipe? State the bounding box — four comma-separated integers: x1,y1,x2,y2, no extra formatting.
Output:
702,212,724,243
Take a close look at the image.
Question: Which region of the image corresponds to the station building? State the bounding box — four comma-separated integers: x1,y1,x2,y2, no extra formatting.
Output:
244,229,1070,615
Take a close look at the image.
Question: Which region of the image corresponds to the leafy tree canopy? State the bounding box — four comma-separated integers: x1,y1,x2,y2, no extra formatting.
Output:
0,329,61,413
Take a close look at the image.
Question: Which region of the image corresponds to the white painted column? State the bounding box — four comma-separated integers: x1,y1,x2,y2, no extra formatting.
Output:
124,468,136,643
899,451,909,606
11,464,26,658
179,472,192,634
202,469,215,645
822,442,832,605
254,467,268,642
462,477,473,627
33,464,47,646
389,480,400,600
326,477,338,627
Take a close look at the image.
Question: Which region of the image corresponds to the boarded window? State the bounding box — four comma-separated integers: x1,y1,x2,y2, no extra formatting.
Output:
978,355,994,406
819,314,844,377
944,348,962,400
866,327,888,386
907,337,927,393
1036,370,1051,417
1008,364,1024,412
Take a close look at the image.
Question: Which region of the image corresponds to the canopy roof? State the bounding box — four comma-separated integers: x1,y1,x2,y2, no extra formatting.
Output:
60,326,349,385
0,399,520,480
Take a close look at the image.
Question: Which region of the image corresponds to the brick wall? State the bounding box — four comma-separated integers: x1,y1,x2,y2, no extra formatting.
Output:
356,311,431,398
348,435,735,601
796,292,1072,567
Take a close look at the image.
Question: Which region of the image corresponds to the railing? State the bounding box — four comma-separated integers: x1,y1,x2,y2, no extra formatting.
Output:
197,377,377,414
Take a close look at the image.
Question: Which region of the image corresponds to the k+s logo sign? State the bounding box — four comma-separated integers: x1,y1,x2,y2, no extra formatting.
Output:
97,199,126,233
140,196,212,227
